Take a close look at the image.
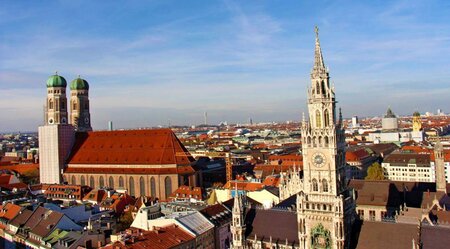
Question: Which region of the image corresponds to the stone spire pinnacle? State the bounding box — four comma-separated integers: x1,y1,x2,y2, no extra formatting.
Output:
312,26,326,74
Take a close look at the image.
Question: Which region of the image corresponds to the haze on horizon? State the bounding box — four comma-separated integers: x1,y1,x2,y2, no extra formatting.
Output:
1,0,449,132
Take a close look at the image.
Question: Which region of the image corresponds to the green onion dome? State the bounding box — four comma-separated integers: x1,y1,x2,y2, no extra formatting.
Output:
70,76,89,90
46,74,67,88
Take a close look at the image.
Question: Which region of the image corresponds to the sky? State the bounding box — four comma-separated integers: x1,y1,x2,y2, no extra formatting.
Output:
1,0,450,132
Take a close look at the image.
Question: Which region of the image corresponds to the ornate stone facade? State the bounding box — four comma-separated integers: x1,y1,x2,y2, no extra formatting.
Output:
231,27,356,249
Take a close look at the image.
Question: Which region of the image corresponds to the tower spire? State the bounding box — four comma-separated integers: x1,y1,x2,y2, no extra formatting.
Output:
313,26,326,74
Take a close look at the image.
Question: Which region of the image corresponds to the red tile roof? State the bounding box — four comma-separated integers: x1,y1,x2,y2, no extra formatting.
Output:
67,129,194,166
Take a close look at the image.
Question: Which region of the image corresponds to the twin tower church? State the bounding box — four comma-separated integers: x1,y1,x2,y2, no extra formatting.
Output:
39,27,356,248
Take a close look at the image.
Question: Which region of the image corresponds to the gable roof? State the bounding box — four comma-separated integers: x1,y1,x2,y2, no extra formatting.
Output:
245,208,298,245
67,129,194,166
355,221,419,249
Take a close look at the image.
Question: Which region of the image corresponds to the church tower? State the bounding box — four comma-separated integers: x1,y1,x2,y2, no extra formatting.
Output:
231,192,246,249
434,138,446,193
39,73,75,184
297,27,355,249
45,73,68,125
69,76,92,131
412,111,422,132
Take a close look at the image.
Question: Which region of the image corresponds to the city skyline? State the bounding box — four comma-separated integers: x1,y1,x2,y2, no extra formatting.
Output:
1,0,450,132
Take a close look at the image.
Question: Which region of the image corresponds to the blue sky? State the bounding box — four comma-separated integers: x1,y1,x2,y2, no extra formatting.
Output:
1,0,449,131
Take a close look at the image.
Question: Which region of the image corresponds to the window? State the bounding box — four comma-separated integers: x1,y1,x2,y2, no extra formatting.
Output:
139,177,145,197
89,176,95,188
322,179,328,192
358,210,364,219
150,177,156,197
80,176,85,186
49,100,54,109
312,179,318,192
73,102,77,110
316,110,322,128
324,109,330,127
119,176,124,188
129,177,135,196
165,176,172,199
71,176,76,185
99,176,105,188
109,176,114,189
369,210,376,221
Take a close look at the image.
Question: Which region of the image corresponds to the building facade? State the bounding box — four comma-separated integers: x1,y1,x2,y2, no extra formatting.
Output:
232,27,356,249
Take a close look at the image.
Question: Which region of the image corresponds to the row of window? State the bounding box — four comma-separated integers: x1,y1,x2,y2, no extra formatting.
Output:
71,175,172,198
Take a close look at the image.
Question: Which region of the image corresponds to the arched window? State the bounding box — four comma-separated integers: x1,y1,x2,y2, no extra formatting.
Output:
312,179,318,192
71,176,76,185
321,80,326,94
150,177,156,197
109,176,114,189
324,109,330,127
307,136,311,145
80,176,85,186
322,179,329,192
316,110,322,128
316,82,320,94
119,176,124,188
89,176,95,188
73,102,77,110
165,176,172,200
99,176,105,188
139,177,145,197
129,177,135,196
318,136,323,146
325,136,329,146
49,100,54,109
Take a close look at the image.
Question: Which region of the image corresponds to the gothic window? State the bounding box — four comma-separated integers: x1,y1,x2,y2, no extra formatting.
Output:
89,176,95,188
307,136,311,145
316,82,320,94
139,176,145,197
321,80,326,94
318,136,323,146
109,176,114,188
80,176,85,185
129,177,135,196
322,179,328,192
312,179,318,192
316,110,322,128
324,136,329,146
99,176,105,188
73,102,77,110
165,176,172,199
150,177,156,197
71,176,76,185
119,176,124,188
49,100,54,109
324,109,330,127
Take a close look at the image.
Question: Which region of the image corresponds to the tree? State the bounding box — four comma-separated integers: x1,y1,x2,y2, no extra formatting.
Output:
365,162,385,180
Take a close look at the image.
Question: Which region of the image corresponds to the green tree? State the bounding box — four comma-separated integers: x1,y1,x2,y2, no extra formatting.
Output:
116,210,134,232
365,162,385,180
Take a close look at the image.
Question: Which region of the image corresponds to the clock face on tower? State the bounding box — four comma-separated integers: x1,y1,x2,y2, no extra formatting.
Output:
84,117,89,124
313,153,325,167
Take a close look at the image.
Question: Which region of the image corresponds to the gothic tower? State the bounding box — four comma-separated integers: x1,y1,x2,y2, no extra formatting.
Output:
434,138,446,193
297,27,355,249
45,73,68,125
69,76,92,131
231,192,246,249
